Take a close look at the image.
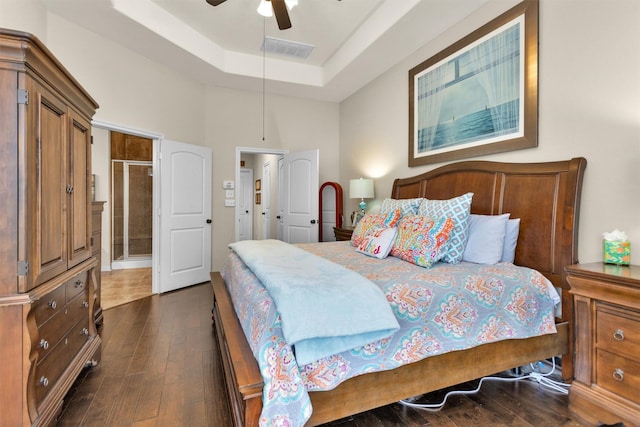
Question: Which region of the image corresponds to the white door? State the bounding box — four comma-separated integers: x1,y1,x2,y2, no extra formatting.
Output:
262,161,271,239
281,149,319,244
159,140,212,293
277,156,284,241
239,168,253,240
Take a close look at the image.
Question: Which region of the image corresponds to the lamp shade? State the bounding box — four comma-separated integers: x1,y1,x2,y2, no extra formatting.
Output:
349,178,374,199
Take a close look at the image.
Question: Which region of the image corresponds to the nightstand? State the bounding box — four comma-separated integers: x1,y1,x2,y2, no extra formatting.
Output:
333,227,355,241
566,263,640,427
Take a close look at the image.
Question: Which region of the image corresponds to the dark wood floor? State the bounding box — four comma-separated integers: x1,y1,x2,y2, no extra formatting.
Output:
57,282,587,427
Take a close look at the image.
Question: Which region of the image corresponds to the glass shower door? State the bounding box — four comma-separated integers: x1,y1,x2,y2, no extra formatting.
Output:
112,160,153,266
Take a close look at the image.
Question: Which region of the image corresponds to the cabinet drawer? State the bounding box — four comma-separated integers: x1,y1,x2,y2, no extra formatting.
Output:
66,270,88,302
596,305,640,359
35,318,91,403
596,349,640,403
32,284,66,326
37,290,89,361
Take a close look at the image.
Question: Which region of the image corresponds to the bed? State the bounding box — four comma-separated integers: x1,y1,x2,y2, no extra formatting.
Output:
211,157,587,427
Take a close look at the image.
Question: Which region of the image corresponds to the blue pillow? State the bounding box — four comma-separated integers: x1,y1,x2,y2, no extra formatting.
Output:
501,218,521,263
463,214,510,264
417,193,473,264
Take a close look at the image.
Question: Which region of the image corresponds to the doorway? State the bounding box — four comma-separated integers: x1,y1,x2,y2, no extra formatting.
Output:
110,131,153,269
237,149,284,241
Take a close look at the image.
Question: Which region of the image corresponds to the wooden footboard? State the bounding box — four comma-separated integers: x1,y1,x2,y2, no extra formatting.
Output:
212,271,569,427
212,272,263,427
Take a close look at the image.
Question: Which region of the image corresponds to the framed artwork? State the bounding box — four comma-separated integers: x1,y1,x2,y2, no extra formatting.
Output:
255,193,261,205
409,0,538,167
255,179,261,191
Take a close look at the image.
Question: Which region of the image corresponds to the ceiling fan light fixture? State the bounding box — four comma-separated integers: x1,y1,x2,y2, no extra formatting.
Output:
257,0,273,17
285,0,298,10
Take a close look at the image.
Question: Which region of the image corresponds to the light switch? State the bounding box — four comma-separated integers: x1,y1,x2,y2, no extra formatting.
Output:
224,199,235,207
223,180,234,189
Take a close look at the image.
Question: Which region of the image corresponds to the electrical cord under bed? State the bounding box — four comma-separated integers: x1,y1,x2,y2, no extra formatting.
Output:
399,358,570,412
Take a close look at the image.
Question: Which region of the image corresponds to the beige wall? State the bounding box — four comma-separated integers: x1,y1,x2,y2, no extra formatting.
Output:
339,0,640,264
0,2,340,272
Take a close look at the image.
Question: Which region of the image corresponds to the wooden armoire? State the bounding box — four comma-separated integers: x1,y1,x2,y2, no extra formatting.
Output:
0,29,101,426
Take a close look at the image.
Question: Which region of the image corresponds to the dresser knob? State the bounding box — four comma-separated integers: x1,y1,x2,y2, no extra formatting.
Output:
613,368,624,381
48,300,57,310
75,280,84,288
81,328,89,336
613,329,625,341
40,376,49,387
39,339,49,350
82,301,89,308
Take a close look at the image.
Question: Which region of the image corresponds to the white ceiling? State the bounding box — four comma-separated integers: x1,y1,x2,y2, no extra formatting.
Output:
41,0,490,102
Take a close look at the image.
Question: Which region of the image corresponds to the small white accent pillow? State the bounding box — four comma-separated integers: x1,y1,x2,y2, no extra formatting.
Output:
356,227,398,259
463,214,510,264
501,218,521,263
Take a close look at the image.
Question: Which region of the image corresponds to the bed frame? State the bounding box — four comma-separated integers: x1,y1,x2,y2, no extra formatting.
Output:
211,157,587,426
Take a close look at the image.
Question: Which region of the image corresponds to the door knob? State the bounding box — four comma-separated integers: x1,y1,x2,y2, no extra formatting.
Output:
245,210,249,214
310,219,316,224
206,219,212,224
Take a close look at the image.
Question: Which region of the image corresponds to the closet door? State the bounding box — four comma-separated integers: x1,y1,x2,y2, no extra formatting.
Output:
67,108,92,268
23,80,69,290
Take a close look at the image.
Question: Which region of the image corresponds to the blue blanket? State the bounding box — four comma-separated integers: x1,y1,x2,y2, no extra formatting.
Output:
228,240,400,365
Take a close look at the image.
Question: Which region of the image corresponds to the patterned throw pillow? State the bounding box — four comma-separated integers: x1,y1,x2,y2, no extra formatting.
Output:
390,215,454,268
379,198,423,218
417,193,473,264
356,226,398,259
350,209,401,247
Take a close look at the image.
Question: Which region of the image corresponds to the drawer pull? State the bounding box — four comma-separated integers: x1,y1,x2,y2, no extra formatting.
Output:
40,376,49,387
81,328,89,336
75,280,84,288
82,301,89,308
613,329,625,341
39,339,49,350
48,300,57,310
613,368,624,381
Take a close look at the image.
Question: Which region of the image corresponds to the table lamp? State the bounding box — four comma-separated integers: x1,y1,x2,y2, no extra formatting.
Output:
349,178,374,215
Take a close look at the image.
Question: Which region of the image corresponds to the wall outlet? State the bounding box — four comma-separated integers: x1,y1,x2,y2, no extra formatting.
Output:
225,189,234,198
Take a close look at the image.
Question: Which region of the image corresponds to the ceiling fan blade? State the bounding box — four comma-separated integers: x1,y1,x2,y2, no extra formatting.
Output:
271,0,292,30
205,0,226,6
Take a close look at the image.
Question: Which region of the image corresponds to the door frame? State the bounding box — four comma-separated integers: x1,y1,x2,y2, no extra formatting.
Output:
93,120,162,294
234,147,287,242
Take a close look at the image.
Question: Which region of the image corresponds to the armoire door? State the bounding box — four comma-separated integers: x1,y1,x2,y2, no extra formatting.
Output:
23,79,69,291
67,108,93,268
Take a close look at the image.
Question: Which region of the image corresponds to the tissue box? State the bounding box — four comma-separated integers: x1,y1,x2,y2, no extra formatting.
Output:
603,240,631,265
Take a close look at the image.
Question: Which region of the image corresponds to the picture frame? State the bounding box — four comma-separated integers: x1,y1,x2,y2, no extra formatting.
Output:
351,211,364,227
408,0,538,167
255,193,261,205
255,179,261,191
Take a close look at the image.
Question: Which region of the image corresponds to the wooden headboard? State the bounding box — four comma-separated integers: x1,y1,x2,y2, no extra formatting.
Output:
391,157,587,296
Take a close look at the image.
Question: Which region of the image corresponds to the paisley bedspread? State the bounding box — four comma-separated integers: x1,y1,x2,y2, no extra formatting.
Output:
221,241,559,427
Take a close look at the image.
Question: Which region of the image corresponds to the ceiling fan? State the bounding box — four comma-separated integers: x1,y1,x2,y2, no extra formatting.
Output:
206,0,292,30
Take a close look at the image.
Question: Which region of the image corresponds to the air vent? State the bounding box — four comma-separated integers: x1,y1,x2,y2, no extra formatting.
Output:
261,36,314,59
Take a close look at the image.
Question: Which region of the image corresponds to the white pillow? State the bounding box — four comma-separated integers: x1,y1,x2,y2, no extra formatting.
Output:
501,218,521,263
463,214,510,264
356,227,398,259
